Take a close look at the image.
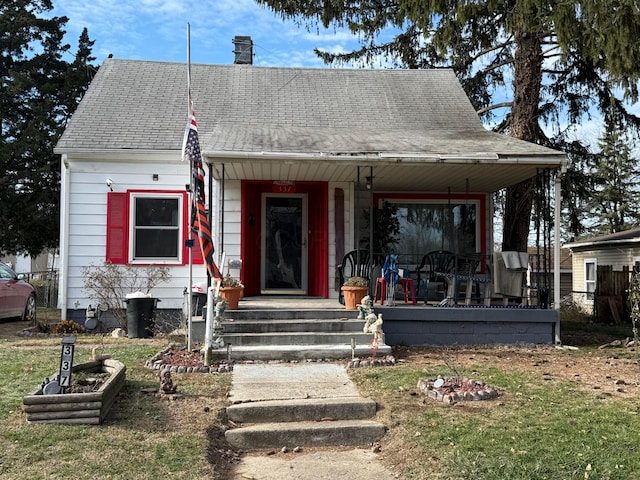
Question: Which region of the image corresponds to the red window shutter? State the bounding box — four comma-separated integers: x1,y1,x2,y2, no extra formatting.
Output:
106,192,128,264
181,190,204,265
191,230,204,265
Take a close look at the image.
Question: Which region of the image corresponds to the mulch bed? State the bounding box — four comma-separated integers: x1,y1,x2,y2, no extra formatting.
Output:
146,344,234,373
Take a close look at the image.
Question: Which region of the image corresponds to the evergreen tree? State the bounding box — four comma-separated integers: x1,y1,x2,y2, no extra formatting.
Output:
0,1,96,256
257,0,640,249
589,116,640,235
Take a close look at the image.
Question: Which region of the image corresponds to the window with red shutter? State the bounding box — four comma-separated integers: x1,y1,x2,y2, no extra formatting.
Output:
105,190,200,266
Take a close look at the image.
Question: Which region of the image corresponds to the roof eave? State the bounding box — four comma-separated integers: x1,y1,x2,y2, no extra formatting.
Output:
564,238,640,249
204,149,568,166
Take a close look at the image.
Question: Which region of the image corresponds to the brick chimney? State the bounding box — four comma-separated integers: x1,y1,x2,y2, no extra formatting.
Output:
233,36,253,65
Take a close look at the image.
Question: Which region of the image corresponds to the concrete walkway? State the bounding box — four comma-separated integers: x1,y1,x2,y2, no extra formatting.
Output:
227,363,398,480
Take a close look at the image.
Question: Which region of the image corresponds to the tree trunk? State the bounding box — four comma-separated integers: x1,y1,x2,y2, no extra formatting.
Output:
502,28,545,252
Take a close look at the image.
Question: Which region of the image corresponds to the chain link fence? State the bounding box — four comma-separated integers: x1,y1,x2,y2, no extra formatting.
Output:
21,270,59,308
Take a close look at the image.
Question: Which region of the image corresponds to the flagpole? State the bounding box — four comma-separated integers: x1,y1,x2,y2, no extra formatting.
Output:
186,23,193,351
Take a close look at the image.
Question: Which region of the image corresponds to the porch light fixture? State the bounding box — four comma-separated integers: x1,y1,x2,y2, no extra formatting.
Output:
365,176,374,190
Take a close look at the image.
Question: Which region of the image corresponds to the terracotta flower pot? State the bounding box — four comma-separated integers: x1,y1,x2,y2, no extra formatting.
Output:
219,286,243,310
341,286,369,310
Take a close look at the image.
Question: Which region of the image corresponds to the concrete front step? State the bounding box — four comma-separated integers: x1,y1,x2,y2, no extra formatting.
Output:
220,331,377,346
223,309,350,321
227,397,377,423
220,318,365,334
224,419,386,450
209,344,392,361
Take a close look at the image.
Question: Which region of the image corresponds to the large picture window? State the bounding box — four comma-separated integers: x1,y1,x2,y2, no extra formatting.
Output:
131,194,182,261
374,194,485,264
390,200,478,255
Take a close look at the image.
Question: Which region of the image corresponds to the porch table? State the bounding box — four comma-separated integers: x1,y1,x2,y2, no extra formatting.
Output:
434,271,492,307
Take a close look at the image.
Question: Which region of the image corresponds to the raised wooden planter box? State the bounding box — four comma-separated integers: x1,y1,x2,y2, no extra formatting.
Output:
23,359,126,425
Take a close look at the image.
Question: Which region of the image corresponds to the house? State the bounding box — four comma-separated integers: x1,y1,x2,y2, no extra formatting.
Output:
527,246,573,303
55,56,568,343
563,228,640,320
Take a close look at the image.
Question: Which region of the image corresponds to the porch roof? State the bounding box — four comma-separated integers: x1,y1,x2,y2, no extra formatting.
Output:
55,58,567,193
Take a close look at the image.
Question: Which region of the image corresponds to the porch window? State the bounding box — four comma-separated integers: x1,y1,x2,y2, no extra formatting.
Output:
584,258,597,304
383,198,481,261
131,194,181,261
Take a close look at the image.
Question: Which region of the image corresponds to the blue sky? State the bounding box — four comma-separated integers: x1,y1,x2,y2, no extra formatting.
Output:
51,0,365,68
50,0,640,147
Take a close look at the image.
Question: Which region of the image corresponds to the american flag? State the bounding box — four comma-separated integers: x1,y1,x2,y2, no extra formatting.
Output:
182,110,221,279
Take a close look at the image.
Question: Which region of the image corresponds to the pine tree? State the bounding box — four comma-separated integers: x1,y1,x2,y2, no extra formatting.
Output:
589,116,640,235
257,0,640,249
0,1,96,256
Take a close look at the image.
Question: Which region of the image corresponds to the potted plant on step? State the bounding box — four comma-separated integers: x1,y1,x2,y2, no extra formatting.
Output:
218,274,244,310
341,276,370,310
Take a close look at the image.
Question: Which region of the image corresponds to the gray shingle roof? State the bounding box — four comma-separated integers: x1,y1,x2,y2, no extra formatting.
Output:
564,227,640,249
55,58,562,158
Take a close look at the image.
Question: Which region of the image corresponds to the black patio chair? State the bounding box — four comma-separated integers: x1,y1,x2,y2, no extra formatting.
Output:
415,250,456,304
337,249,383,305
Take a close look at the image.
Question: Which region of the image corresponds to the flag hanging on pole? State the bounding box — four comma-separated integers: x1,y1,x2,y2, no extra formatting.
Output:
182,110,222,280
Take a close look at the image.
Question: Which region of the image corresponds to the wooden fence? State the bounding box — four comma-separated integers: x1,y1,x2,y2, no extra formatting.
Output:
595,265,636,324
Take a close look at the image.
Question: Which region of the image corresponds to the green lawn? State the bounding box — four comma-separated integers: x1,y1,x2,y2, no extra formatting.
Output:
1,318,638,479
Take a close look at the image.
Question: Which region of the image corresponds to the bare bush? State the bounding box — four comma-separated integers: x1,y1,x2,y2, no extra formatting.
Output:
560,295,593,323
82,262,171,329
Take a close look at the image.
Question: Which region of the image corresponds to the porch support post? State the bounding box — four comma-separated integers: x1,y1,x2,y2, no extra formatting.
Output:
356,167,360,256
368,166,374,258
553,168,563,344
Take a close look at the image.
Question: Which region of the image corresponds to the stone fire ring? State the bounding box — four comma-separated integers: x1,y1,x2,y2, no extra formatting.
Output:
417,377,499,404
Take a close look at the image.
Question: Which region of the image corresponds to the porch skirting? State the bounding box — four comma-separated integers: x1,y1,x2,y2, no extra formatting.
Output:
379,306,558,346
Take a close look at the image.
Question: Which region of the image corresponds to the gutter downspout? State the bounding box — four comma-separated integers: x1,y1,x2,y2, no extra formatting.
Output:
58,155,71,317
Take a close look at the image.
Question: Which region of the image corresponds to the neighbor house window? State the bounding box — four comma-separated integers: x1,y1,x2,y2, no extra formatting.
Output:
106,190,203,266
584,258,597,303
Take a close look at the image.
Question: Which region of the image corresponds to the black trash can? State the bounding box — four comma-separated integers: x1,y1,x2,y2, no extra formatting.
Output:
191,292,207,316
125,297,158,338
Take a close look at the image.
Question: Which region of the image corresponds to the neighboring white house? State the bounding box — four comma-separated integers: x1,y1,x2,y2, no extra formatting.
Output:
54,57,568,323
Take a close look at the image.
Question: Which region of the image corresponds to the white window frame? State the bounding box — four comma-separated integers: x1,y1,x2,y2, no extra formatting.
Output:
129,192,183,264
584,257,597,304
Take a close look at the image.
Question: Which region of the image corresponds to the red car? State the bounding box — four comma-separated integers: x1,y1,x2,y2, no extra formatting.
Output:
0,261,36,321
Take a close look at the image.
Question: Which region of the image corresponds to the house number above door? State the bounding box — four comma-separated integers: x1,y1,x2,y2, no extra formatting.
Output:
272,181,296,193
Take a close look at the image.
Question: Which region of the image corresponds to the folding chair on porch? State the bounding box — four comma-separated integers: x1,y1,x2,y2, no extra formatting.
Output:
374,254,416,305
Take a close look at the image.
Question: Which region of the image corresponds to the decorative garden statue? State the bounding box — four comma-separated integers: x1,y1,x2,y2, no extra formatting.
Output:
363,312,384,342
212,298,226,348
160,370,177,394
357,295,373,320
214,298,227,318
